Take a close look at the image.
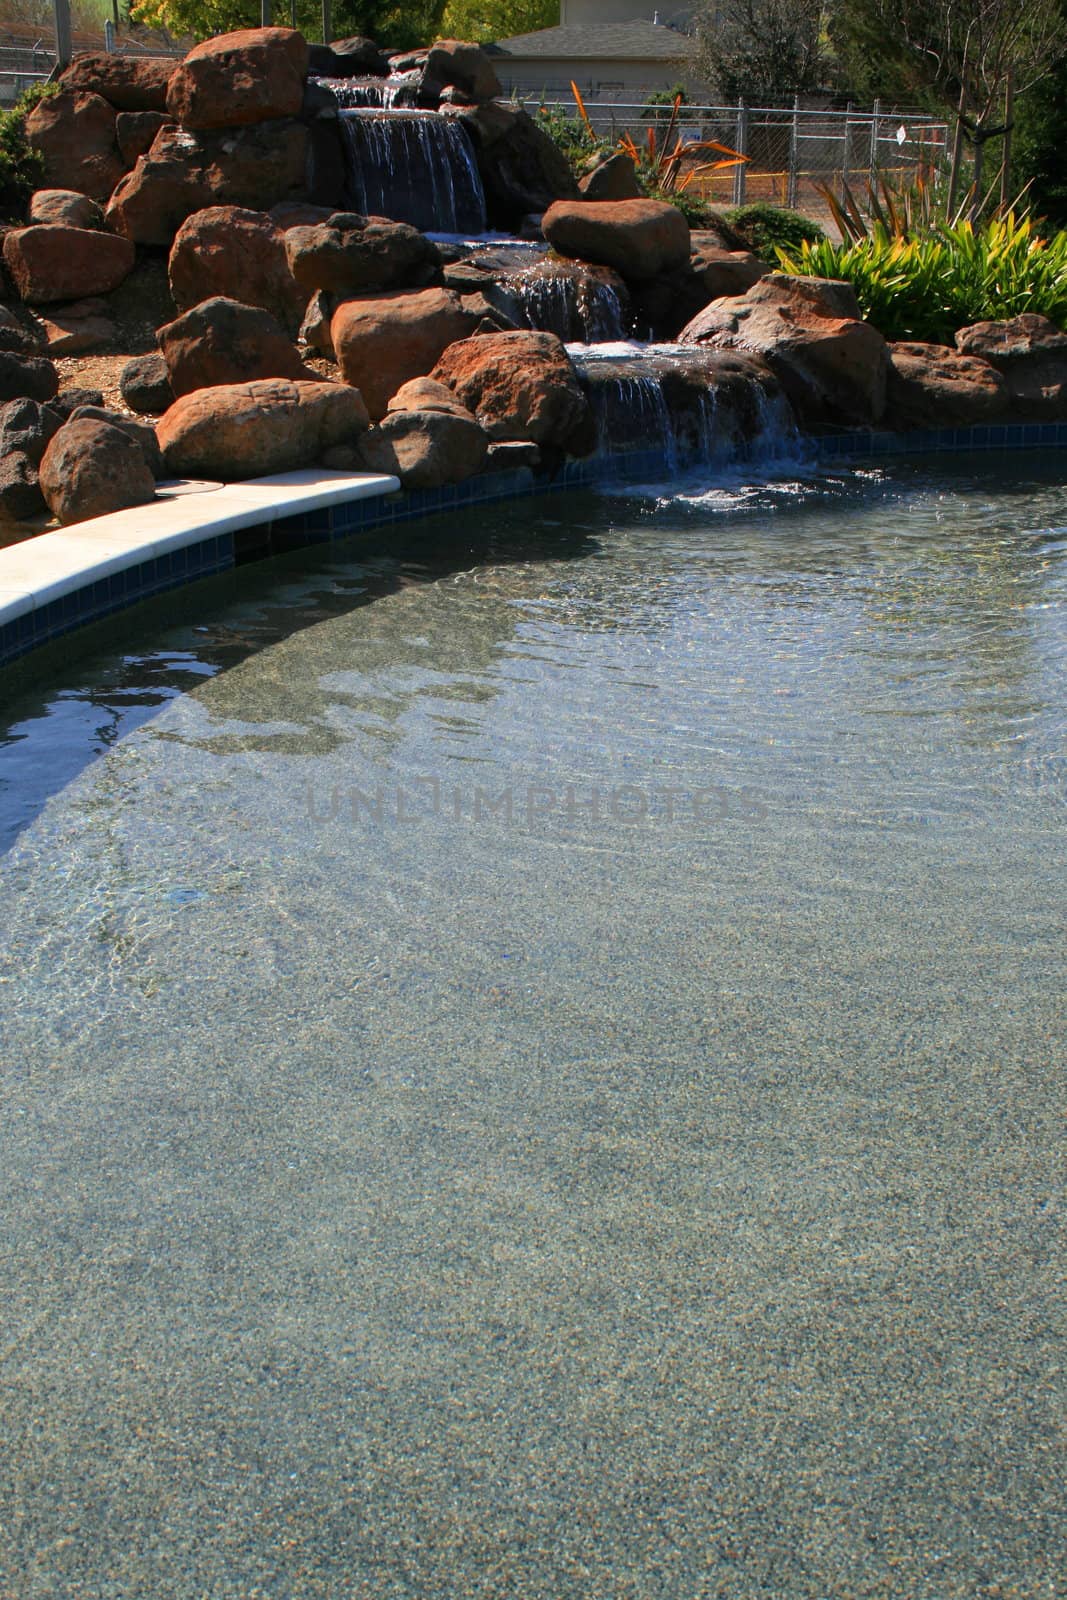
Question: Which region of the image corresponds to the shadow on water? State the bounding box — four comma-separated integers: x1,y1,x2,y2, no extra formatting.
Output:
0,499,606,855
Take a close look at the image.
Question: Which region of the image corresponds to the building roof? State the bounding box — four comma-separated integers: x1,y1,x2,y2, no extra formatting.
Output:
488,22,695,61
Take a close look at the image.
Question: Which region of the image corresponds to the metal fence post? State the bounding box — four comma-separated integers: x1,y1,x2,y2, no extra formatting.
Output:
52,0,72,74
322,0,332,45
104,18,114,52
841,100,854,198
732,99,747,207
260,0,272,26
868,97,881,191
787,94,799,208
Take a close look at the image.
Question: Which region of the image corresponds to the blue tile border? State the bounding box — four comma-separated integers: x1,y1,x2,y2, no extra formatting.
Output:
2,421,1065,673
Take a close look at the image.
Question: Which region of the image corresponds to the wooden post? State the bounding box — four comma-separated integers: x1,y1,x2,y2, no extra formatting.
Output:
322,0,332,45
999,70,1015,209
52,0,72,74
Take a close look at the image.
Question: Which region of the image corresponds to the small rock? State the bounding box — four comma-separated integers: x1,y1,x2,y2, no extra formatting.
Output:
0,351,59,403
485,439,541,471
68,405,164,476
120,353,174,415
578,152,642,201
50,387,105,417
0,396,64,464
115,110,174,166
28,189,106,229
358,407,488,488
39,417,157,525
0,451,46,522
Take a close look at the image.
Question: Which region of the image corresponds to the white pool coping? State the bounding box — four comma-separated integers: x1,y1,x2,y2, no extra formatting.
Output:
0,468,401,629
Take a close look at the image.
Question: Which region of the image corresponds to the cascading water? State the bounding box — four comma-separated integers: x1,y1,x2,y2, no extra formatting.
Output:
502,266,626,343
338,110,487,234
570,344,800,470
588,372,680,470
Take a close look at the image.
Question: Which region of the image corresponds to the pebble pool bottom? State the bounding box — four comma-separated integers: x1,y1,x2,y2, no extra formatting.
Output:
0,456,1063,1599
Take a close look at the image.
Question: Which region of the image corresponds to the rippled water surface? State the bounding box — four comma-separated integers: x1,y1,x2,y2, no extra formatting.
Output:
1,458,1064,1599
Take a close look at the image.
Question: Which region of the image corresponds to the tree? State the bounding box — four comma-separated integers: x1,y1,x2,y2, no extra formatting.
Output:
831,0,1067,214
131,0,447,48
696,0,830,104
438,0,557,44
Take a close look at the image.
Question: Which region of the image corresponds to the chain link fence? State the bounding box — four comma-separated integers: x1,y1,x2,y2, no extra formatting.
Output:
0,32,185,104
524,96,950,230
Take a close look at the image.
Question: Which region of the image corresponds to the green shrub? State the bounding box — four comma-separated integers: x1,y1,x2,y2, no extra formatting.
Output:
0,85,53,221
775,213,1067,342
646,185,720,229
534,102,610,173
724,203,824,259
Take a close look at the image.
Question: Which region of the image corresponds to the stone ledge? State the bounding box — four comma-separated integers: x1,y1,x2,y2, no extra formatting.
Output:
0,468,400,667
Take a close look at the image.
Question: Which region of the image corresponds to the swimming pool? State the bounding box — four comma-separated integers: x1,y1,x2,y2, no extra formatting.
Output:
1,457,1063,1597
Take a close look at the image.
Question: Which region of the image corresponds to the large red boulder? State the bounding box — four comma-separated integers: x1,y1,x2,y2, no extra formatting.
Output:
25,91,126,202
60,53,175,112
955,314,1067,418
331,287,480,420
168,206,306,334
679,271,888,428
166,27,308,130
542,198,691,281
156,378,369,479
2,226,134,304
885,342,1008,428
39,418,156,525
424,40,501,102
431,329,590,447
285,213,440,297
106,119,309,246
157,297,314,397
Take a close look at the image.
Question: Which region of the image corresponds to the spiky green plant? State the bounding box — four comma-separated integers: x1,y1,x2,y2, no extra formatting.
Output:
777,212,1067,342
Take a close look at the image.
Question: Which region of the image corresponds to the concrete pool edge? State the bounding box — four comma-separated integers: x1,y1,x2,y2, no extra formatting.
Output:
1,421,1066,671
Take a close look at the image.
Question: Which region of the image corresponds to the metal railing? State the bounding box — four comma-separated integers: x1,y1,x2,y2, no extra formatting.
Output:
0,35,185,102
522,96,950,222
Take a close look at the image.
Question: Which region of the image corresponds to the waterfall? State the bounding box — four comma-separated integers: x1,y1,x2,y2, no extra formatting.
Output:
502,267,626,343
316,72,421,109
338,110,487,234
588,374,680,469
570,344,799,471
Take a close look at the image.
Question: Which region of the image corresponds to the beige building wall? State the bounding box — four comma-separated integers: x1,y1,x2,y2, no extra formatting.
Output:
497,56,700,103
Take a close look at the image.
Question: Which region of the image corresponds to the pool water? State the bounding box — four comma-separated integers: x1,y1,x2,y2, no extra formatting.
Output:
0,458,1063,1598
